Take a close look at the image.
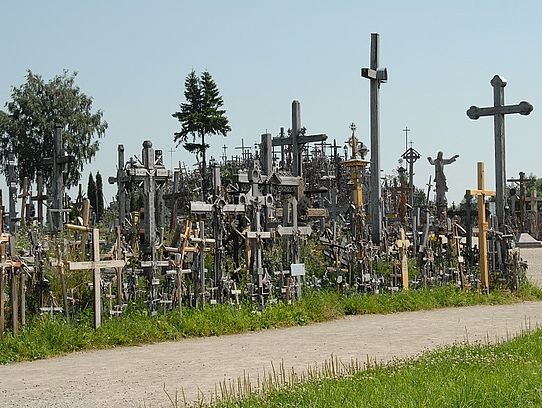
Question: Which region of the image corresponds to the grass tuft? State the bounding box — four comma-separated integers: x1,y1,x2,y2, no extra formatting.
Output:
205,328,542,408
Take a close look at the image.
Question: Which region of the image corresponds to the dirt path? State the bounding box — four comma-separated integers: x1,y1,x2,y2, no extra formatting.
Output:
1,248,542,408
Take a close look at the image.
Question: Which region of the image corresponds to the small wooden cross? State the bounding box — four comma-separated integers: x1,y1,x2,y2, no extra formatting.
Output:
466,162,496,294
395,227,411,290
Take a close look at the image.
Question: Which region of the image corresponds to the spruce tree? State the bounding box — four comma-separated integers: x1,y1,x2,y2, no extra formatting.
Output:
172,70,230,197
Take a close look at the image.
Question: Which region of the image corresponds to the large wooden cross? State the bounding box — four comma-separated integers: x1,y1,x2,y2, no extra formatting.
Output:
107,145,130,225
361,32,388,245
68,228,126,329
466,162,496,294
466,75,533,230
44,126,76,232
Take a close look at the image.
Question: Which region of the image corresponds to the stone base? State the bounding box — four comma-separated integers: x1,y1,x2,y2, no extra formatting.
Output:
515,233,542,248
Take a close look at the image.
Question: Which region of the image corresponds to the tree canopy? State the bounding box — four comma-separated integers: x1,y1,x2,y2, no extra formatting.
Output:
172,70,230,196
0,70,107,188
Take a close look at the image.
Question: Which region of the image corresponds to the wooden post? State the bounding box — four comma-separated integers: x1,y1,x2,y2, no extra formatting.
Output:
10,266,18,334
57,246,69,321
81,199,91,259
19,177,29,225
396,227,411,290
466,162,496,294
19,269,25,327
0,266,4,338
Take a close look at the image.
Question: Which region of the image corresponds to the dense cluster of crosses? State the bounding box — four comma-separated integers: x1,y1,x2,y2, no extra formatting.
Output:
0,34,537,336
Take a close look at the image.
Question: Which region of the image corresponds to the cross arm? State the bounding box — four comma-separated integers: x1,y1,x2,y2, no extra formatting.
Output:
298,134,328,144
272,137,293,147
466,188,496,197
69,259,126,270
466,101,533,120
361,68,388,82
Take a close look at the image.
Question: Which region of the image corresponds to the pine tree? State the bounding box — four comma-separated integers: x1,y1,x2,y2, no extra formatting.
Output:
95,171,104,222
172,70,230,197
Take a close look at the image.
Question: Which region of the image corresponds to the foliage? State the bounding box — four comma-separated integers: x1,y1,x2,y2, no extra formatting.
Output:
1,285,540,365
0,70,107,187
95,171,104,222
172,70,230,196
209,328,542,408
87,172,96,215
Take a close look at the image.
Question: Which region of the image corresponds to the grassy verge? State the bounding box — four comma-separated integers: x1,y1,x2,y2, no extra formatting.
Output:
1,284,541,365
208,327,542,407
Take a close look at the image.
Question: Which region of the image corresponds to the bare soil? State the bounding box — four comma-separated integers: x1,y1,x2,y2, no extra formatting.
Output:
1,248,542,408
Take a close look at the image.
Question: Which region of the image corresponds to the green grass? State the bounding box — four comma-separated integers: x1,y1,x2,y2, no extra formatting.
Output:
1,284,541,365
209,327,542,408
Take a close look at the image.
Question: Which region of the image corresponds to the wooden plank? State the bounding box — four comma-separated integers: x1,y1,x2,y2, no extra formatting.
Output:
0,267,4,338
69,259,126,270
92,228,101,330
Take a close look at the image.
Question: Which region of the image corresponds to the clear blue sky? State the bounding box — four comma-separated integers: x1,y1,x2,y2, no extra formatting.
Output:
2,1,542,204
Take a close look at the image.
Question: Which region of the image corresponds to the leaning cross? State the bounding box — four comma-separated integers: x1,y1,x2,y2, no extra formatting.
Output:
67,227,126,329
466,162,496,295
466,75,533,230
395,227,411,290
361,32,388,245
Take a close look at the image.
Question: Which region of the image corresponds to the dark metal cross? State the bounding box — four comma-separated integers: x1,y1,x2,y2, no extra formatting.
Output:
466,75,533,230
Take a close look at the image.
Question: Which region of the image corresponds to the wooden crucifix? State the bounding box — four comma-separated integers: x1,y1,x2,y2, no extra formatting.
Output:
245,200,272,308
467,75,533,231
395,227,411,290
190,221,215,308
361,32,388,245
277,196,312,299
107,145,130,226
466,162,496,294
44,126,76,233
508,172,526,232
68,227,126,329
31,171,48,227
18,177,30,226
